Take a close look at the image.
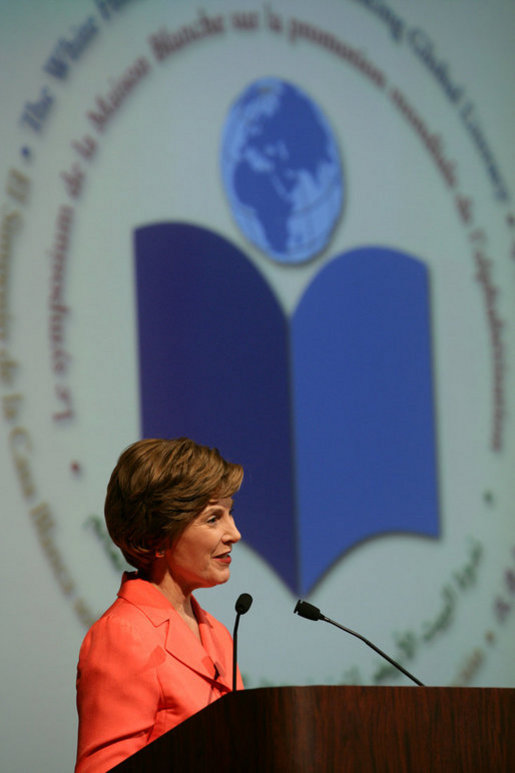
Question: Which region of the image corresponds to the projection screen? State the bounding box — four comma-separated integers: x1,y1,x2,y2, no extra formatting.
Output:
1,1,514,770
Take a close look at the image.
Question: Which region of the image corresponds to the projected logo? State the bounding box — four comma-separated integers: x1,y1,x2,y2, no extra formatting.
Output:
134,78,439,595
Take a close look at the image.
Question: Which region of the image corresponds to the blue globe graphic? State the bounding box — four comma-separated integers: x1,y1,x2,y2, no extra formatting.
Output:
221,77,343,265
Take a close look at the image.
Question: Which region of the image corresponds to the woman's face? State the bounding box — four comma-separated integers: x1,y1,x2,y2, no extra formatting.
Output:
163,497,241,594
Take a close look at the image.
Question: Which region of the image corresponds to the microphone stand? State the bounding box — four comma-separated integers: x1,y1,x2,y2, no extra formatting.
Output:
294,599,424,687
233,593,253,691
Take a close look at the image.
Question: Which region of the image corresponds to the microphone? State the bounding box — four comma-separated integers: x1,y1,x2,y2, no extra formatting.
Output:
294,599,424,687
232,592,253,691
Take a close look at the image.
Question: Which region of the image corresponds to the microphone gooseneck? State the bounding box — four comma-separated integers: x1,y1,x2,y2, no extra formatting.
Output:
232,593,253,692
294,599,424,687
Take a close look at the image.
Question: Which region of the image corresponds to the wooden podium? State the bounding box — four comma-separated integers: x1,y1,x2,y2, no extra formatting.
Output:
111,685,514,772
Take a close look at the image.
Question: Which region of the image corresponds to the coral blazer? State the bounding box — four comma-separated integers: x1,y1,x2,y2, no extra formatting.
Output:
75,573,242,773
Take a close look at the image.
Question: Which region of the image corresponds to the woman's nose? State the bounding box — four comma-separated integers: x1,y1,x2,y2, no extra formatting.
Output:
226,518,241,543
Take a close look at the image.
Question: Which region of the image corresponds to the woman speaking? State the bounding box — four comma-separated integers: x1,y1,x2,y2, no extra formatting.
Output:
75,437,244,773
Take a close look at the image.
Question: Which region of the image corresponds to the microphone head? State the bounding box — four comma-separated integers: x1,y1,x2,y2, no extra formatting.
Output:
294,599,322,621
235,592,253,615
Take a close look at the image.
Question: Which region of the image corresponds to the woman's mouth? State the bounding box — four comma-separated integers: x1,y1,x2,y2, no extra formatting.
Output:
214,552,231,564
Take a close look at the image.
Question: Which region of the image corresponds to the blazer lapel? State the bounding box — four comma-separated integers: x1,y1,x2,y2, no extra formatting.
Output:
117,574,231,689
162,604,221,683
193,597,232,691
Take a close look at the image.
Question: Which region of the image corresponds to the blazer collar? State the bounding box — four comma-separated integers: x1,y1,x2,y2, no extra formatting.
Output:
117,573,231,690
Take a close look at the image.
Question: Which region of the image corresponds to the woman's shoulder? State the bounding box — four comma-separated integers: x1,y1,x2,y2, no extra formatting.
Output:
95,594,149,629
78,587,160,660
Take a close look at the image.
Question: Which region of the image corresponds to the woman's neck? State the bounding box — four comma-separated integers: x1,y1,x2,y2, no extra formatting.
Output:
149,567,202,642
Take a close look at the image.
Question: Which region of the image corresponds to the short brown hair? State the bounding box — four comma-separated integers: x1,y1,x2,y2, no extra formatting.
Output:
104,437,243,572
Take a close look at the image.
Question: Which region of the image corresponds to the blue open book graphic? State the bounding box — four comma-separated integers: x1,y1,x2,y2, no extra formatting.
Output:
134,223,439,594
